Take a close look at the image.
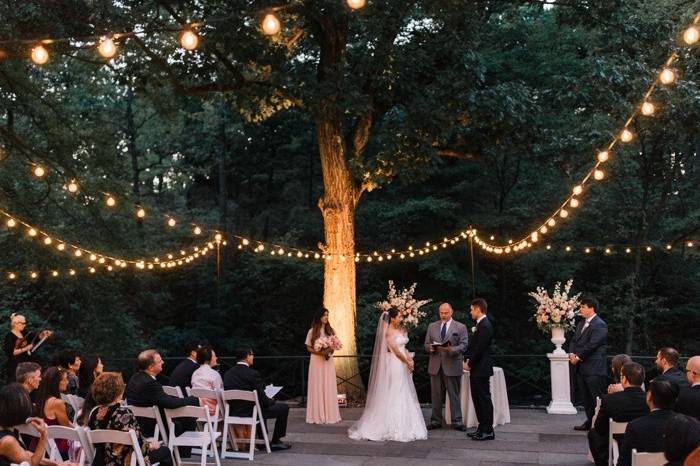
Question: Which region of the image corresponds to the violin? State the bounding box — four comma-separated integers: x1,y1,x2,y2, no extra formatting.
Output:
13,329,53,355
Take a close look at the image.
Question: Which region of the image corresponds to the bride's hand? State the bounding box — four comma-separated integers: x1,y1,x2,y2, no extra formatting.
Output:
406,359,415,372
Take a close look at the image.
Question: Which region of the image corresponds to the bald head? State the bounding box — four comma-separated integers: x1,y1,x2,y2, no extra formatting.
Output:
137,349,163,375
686,355,700,385
438,303,453,322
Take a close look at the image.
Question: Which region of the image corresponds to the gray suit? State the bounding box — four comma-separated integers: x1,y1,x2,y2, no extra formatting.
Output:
424,319,468,426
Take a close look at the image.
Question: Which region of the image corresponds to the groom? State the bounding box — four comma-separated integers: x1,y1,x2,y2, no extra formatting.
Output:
424,303,469,431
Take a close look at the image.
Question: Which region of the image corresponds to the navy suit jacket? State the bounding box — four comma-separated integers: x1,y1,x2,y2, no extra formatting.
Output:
223,364,275,417
569,315,607,376
675,385,700,420
592,387,649,438
617,409,674,466
169,358,199,393
463,316,494,378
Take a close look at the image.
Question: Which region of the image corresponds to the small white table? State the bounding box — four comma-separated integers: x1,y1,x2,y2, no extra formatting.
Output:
444,366,511,428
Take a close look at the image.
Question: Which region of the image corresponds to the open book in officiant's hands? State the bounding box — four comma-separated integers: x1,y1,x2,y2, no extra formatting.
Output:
265,384,282,399
431,340,451,348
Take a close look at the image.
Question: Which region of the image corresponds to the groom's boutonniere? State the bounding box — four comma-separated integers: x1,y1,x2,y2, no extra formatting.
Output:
471,326,477,334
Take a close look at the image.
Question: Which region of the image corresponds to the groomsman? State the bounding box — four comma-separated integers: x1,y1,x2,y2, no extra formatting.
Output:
463,298,495,441
569,297,608,431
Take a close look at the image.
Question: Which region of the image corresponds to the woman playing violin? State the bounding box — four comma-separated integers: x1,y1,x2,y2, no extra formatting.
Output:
3,313,51,382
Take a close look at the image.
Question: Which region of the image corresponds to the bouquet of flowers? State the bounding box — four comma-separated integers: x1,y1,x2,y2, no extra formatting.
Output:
375,280,431,330
314,335,343,360
529,279,581,333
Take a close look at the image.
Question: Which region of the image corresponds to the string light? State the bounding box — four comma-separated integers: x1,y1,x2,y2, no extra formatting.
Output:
136,207,146,218
30,45,49,65
193,226,202,235
33,166,45,177
97,37,117,58
167,218,176,227
620,129,634,143
347,0,367,9
684,26,699,45
262,13,281,35
597,151,609,163
594,169,605,181
105,196,116,207
641,101,655,116
179,29,199,50
570,198,580,208
6,218,16,228
66,181,79,193
660,68,676,84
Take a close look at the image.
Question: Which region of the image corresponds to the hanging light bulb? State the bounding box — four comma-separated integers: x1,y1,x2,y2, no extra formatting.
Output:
620,129,634,143
33,165,45,177
597,151,609,163
57,243,66,251
28,228,37,237
69,269,76,276
547,218,556,227
167,218,176,227
573,185,583,195
347,0,366,9
683,26,699,45
540,226,548,234
179,29,199,50
193,226,202,235
43,237,52,245
6,218,16,228
97,37,117,58
585,248,591,253
67,180,79,193
8,273,16,280
106,195,116,207
570,198,580,208
51,271,59,277
594,169,605,180
74,249,82,257
641,101,655,116
262,13,281,35
30,45,49,65
30,272,38,279
136,207,146,218
659,68,675,85
559,209,569,218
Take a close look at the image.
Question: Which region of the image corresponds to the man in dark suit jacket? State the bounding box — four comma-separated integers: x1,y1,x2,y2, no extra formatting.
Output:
223,347,291,451
675,355,700,420
617,379,677,466
654,347,690,401
569,297,608,430
169,342,201,394
125,349,199,455
588,362,650,466
463,298,495,441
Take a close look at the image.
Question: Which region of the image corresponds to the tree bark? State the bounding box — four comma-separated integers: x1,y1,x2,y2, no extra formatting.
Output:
217,99,229,231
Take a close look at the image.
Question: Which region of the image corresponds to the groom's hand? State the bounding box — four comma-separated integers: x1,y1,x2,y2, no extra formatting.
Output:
463,361,471,371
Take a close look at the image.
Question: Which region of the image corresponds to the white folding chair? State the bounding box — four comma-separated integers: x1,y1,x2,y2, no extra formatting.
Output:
219,389,271,461
126,405,169,446
46,425,89,466
609,420,628,466
631,449,666,466
61,394,85,424
186,387,222,430
164,406,221,466
87,429,149,466
163,386,184,398
13,423,53,460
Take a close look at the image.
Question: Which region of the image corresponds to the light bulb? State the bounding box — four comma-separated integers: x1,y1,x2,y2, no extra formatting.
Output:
620,129,634,143
69,269,76,276
570,198,580,208
262,13,281,35
193,226,202,235
565,246,572,252
215,233,223,242
683,26,699,45
597,151,609,163
43,237,52,245
90,254,97,261
530,232,538,242
51,271,58,277
347,0,366,9
594,169,605,180
625,248,631,253
660,68,675,85
31,45,49,65
180,30,199,50
547,218,556,227
106,196,116,207
57,243,66,251
687,241,694,248
585,248,591,253
89,267,96,274
74,249,82,257
646,246,652,252
573,185,583,195
540,226,548,234
30,272,38,279
6,218,16,228
167,218,176,227
98,37,117,58
559,209,569,218
67,181,79,193
8,273,16,280
33,166,45,177
136,208,146,218
28,228,37,237
641,101,655,116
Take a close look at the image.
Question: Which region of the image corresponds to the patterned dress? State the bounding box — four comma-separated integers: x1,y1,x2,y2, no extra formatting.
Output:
88,404,153,466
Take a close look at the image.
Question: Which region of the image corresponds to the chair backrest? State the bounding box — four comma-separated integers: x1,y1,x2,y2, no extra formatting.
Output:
13,423,41,438
610,419,628,435
162,385,183,398
164,405,209,421
46,425,87,465
125,405,168,445
220,389,257,403
631,449,666,466
220,389,263,425
87,429,147,466
186,387,221,420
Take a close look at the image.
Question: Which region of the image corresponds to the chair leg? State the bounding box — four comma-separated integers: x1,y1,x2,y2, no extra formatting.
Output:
200,445,207,466
212,440,221,466
219,421,228,459
171,440,182,466
248,423,256,461
259,418,271,453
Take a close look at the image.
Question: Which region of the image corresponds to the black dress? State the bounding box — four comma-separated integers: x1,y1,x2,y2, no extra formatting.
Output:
3,332,32,382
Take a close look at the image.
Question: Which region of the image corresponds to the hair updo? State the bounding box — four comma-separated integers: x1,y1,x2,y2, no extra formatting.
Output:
388,307,400,319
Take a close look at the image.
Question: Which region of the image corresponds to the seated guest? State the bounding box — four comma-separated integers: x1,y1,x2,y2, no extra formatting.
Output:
88,372,172,466
676,355,700,420
663,414,700,466
190,346,223,416
16,362,42,395
655,347,690,397
34,367,73,457
125,350,198,456
0,384,50,466
78,355,104,399
607,354,632,394
223,347,291,451
55,350,81,396
75,392,96,427
588,362,649,466
617,379,678,466
168,343,200,394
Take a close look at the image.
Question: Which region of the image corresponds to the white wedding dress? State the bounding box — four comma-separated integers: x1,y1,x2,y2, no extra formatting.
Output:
348,314,428,442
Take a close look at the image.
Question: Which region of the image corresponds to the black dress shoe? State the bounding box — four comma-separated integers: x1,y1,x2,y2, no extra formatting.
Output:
453,424,467,432
426,423,442,430
270,442,291,451
467,430,481,438
471,431,495,441
573,422,590,431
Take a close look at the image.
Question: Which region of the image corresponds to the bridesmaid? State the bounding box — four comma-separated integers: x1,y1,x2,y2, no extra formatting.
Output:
305,307,341,424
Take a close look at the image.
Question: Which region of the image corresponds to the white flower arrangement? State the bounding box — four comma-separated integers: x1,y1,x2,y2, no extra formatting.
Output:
375,280,431,330
529,279,581,333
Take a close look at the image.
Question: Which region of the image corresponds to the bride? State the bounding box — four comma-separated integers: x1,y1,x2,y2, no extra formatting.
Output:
348,307,428,442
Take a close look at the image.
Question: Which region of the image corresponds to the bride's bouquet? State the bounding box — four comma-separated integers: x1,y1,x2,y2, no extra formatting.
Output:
314,335,343,360
529,279,581,333
375,280,431,330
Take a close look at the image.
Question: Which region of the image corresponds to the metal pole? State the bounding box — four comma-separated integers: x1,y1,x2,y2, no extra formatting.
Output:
469,235,476,299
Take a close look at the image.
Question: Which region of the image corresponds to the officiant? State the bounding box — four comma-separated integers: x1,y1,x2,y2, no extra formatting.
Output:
424,303,469,431
3,313,52,382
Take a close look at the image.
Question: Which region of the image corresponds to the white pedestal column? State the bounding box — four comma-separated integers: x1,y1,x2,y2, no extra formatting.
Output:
546,352,578,414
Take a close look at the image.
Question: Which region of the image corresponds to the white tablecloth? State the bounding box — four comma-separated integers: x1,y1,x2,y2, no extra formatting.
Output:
444,366,511,428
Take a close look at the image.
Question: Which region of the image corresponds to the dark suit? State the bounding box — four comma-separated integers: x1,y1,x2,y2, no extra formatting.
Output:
617,409,674,466
463,316,494,433
675,385,700,420
655,367,690,397
223,363,289,443
125,371,199,455
169,358,199,394
569,314,608,425
588,387,649,466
